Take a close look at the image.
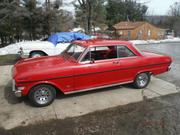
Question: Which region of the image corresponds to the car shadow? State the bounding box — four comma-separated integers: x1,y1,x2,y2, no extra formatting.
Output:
4,80,26,104
4,80,136,107
56,84,136,100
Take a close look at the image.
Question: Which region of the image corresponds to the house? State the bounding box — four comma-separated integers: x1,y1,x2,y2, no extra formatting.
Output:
113,21,166,40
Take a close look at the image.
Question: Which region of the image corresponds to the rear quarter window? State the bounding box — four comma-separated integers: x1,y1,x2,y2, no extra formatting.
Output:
117,45,136,58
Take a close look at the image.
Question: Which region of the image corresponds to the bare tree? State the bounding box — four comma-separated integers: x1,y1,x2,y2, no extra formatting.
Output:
167,2,180,36
169,2,180,16
74,0,106,34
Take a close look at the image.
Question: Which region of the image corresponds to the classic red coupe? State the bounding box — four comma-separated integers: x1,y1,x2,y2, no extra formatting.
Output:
12,40,172,107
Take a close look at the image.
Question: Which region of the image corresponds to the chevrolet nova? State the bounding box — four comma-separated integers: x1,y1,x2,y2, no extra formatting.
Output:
12,40,172,107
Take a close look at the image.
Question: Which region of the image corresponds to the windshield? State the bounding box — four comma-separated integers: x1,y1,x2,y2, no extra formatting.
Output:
62,43,86,60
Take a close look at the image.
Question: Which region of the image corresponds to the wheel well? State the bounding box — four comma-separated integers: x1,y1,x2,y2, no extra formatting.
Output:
29,50,47,56
134,71,152,79
29,83,64,95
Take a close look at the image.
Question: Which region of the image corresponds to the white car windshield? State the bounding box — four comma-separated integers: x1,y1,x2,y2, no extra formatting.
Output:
63,43,86,60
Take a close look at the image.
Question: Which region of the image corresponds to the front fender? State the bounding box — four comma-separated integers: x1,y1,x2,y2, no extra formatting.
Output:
21,80,65,96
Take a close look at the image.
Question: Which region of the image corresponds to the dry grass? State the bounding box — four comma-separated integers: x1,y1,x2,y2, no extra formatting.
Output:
0,54,20,65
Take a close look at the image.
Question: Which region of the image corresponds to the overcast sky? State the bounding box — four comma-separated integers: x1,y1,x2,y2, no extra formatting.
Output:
55,0,179,15
143,0,178,15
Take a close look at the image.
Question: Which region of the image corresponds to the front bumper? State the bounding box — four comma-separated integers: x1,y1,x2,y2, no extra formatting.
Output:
18,47,28,58
12,79,22,97
168,65,171,71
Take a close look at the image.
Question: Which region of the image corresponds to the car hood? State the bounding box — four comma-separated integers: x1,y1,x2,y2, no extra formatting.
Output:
13,55,75,82
16,41,54,50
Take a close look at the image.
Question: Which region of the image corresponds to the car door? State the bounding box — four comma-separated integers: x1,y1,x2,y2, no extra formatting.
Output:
116,45,142,82
74,45,122,91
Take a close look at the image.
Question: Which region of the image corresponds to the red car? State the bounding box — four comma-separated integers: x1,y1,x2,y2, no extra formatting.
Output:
12,40,172,107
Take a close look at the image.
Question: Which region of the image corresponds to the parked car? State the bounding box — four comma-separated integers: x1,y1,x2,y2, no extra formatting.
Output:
0,32,91,58
12,39,172,107
0,41,70,58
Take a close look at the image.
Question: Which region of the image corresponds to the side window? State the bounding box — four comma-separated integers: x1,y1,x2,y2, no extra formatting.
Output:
117,46,135,58
81,46,118,62
91,46,117,61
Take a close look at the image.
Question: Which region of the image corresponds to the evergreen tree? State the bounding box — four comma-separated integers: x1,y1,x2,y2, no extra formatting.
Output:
0,0,74,46
106,0,148,27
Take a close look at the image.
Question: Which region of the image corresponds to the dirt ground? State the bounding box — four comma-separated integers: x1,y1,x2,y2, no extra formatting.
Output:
0,93,180,135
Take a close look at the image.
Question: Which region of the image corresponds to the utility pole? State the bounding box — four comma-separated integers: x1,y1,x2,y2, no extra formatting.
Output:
16,0,20,6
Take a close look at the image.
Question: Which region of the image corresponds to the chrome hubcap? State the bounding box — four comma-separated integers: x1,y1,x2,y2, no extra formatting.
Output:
137,73,148,87
34,87,52,105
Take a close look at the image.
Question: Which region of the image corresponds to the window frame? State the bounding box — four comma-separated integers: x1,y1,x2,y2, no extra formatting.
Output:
79,45,137,63
117,45,136,58
63,43,87,62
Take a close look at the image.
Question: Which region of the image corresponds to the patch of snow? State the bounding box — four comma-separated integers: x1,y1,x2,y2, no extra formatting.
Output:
0,49,8,55
72,27,85,32
130,40,149,45
93,27,101,31
0,44,19,55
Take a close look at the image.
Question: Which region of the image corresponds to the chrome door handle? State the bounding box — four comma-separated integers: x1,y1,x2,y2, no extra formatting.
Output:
113,61,119,64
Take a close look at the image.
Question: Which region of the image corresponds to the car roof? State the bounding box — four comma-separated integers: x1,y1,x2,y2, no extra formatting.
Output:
73,39,133,47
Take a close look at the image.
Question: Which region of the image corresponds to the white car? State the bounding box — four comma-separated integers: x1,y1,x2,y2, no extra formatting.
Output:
0,41,70,58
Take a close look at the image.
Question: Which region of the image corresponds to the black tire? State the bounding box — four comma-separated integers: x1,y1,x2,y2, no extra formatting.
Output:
133,72,151,89
29,51,45,58
28,84,56,107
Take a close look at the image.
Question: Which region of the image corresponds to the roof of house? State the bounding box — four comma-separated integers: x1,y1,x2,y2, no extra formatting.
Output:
113,21,146,30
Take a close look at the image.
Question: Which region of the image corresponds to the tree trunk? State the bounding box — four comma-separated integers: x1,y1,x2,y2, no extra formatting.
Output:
0,36,4,47
87,0,92,34
16,0,20,6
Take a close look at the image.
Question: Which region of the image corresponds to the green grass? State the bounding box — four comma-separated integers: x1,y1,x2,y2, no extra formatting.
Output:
0,54,20,65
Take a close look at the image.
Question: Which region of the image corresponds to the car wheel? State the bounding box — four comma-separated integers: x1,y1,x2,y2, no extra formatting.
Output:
133,72,150,89
29,84,56,107
30,52,45,58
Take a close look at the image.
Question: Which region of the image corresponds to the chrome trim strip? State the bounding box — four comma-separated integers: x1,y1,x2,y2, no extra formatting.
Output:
78,47,90,62
12,79,22,97
64,80,133,94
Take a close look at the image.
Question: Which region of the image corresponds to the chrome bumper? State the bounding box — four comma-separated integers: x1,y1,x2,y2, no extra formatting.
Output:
168,66,171,71
18,47,28,58
12,79,22,97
